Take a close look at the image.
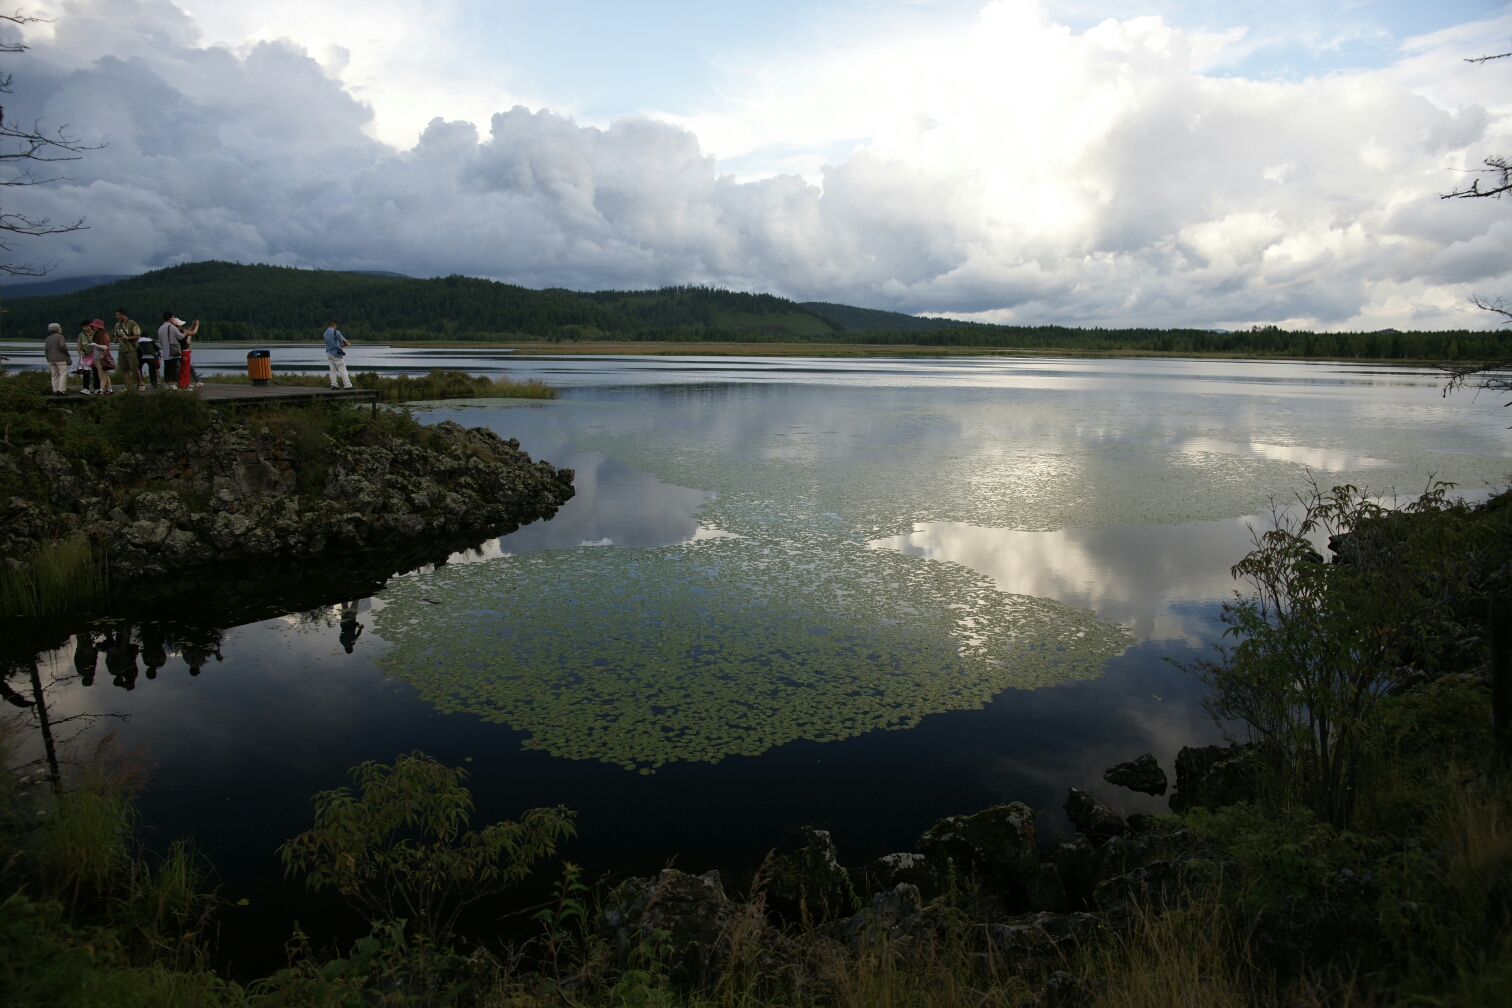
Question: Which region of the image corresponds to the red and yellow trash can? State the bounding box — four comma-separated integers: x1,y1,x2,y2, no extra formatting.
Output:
247,349,272,386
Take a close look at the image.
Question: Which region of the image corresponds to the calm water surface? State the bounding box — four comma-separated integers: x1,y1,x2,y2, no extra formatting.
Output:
5,350,1508,974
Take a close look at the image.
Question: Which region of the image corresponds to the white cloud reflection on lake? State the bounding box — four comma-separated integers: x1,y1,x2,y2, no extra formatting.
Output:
871,515,1288,643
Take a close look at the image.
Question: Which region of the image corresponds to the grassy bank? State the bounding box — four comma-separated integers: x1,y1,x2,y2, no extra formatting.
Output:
4,487,1512,1005
201,369,557,401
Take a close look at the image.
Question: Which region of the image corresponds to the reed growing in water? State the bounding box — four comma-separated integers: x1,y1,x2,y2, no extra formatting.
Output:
0,535,103,617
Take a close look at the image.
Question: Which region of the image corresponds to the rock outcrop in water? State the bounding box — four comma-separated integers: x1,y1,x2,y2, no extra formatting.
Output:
2,411,574,583
1102,752,1168,796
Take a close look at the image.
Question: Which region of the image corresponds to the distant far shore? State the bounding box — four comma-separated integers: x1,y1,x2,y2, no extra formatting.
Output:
0,336,1466,367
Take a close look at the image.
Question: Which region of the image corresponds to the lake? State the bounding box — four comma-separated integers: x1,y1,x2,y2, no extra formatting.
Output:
4,347,1508,974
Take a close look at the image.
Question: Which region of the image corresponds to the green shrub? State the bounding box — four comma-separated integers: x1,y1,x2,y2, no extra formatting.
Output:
111,389,213,447
278,751,576,946
0,894,120,1008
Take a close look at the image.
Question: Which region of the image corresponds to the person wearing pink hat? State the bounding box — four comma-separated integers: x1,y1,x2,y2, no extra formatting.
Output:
89,318,114,395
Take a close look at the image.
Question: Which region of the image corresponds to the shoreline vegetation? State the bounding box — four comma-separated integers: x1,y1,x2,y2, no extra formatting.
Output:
2,261,1507,366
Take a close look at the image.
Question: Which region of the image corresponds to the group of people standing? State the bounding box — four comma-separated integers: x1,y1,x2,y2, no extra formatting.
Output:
42,309,200,394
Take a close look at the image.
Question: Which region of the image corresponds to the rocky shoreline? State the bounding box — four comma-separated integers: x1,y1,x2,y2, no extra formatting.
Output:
2,409,574,584
594,745,1381,1004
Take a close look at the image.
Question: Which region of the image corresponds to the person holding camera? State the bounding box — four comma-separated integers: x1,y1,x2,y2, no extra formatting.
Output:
324,318,353,389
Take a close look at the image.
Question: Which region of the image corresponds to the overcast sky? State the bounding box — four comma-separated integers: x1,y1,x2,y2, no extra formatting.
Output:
5,0,1512,329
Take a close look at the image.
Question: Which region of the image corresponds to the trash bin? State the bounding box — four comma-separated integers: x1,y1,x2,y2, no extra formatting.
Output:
247,349,272,386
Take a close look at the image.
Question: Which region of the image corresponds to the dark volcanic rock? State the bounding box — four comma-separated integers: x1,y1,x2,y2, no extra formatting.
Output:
1063,789,1129,841
985,911,1099,964
1025,863,1069,913
6,414,574,585
1168,743,1261,813
769,827,860,924
859,851,943,899
1052,835,1095,904
1102,753,1168,796
830,883,933,953
916,802,1039,886
597,869,750,987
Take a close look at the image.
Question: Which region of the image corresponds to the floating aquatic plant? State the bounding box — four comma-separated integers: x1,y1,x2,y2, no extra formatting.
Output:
374,526,1131,771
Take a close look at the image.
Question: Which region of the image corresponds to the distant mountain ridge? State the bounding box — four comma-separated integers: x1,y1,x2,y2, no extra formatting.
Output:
0,263,971,338
0,263,867,342
0,261,1503,363
3,274,136,298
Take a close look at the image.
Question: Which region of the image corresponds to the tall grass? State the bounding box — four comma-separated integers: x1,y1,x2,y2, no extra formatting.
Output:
39,735,145,917
1079,901,1252,1008
113,840,220,971
204,368,558,400
1385,772,1512,1005
0,534,103,617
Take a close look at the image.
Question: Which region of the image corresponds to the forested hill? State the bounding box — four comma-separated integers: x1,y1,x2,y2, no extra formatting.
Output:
800,301,982,332
1,262,637,342
2,261,1508,361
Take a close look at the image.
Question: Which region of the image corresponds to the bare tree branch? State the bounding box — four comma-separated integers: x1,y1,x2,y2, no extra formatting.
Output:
1466,51,1512,64
1438,299,1512,402
1470,294,1512,324
1441,155,1512,200
0,9,94,275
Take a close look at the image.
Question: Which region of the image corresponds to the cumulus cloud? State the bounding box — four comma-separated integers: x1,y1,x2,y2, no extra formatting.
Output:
4,0,1512,329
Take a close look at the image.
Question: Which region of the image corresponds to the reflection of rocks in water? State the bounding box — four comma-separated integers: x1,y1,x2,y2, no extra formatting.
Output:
0,524,529,683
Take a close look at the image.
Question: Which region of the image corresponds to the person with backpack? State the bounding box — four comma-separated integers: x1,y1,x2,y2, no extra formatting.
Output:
135,317,161,387
76,320,98,393
159,312,184,387
324,318,353,389
89,319,115,395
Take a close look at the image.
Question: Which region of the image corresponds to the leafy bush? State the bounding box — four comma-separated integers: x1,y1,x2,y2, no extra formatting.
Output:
278,751,576,946
1190,484,1496,828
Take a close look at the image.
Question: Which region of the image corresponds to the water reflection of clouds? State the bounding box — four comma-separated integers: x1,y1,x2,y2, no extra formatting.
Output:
485,450,715,553
1169,438,1394,471
871,517,1274,643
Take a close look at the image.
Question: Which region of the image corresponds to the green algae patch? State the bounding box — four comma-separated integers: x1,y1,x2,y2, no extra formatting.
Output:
373,534,1131,771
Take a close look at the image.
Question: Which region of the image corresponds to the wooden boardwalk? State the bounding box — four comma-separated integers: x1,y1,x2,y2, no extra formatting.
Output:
43,384,381,412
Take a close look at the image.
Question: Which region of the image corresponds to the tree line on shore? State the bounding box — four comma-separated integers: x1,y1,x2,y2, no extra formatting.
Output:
4,261,1507,360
